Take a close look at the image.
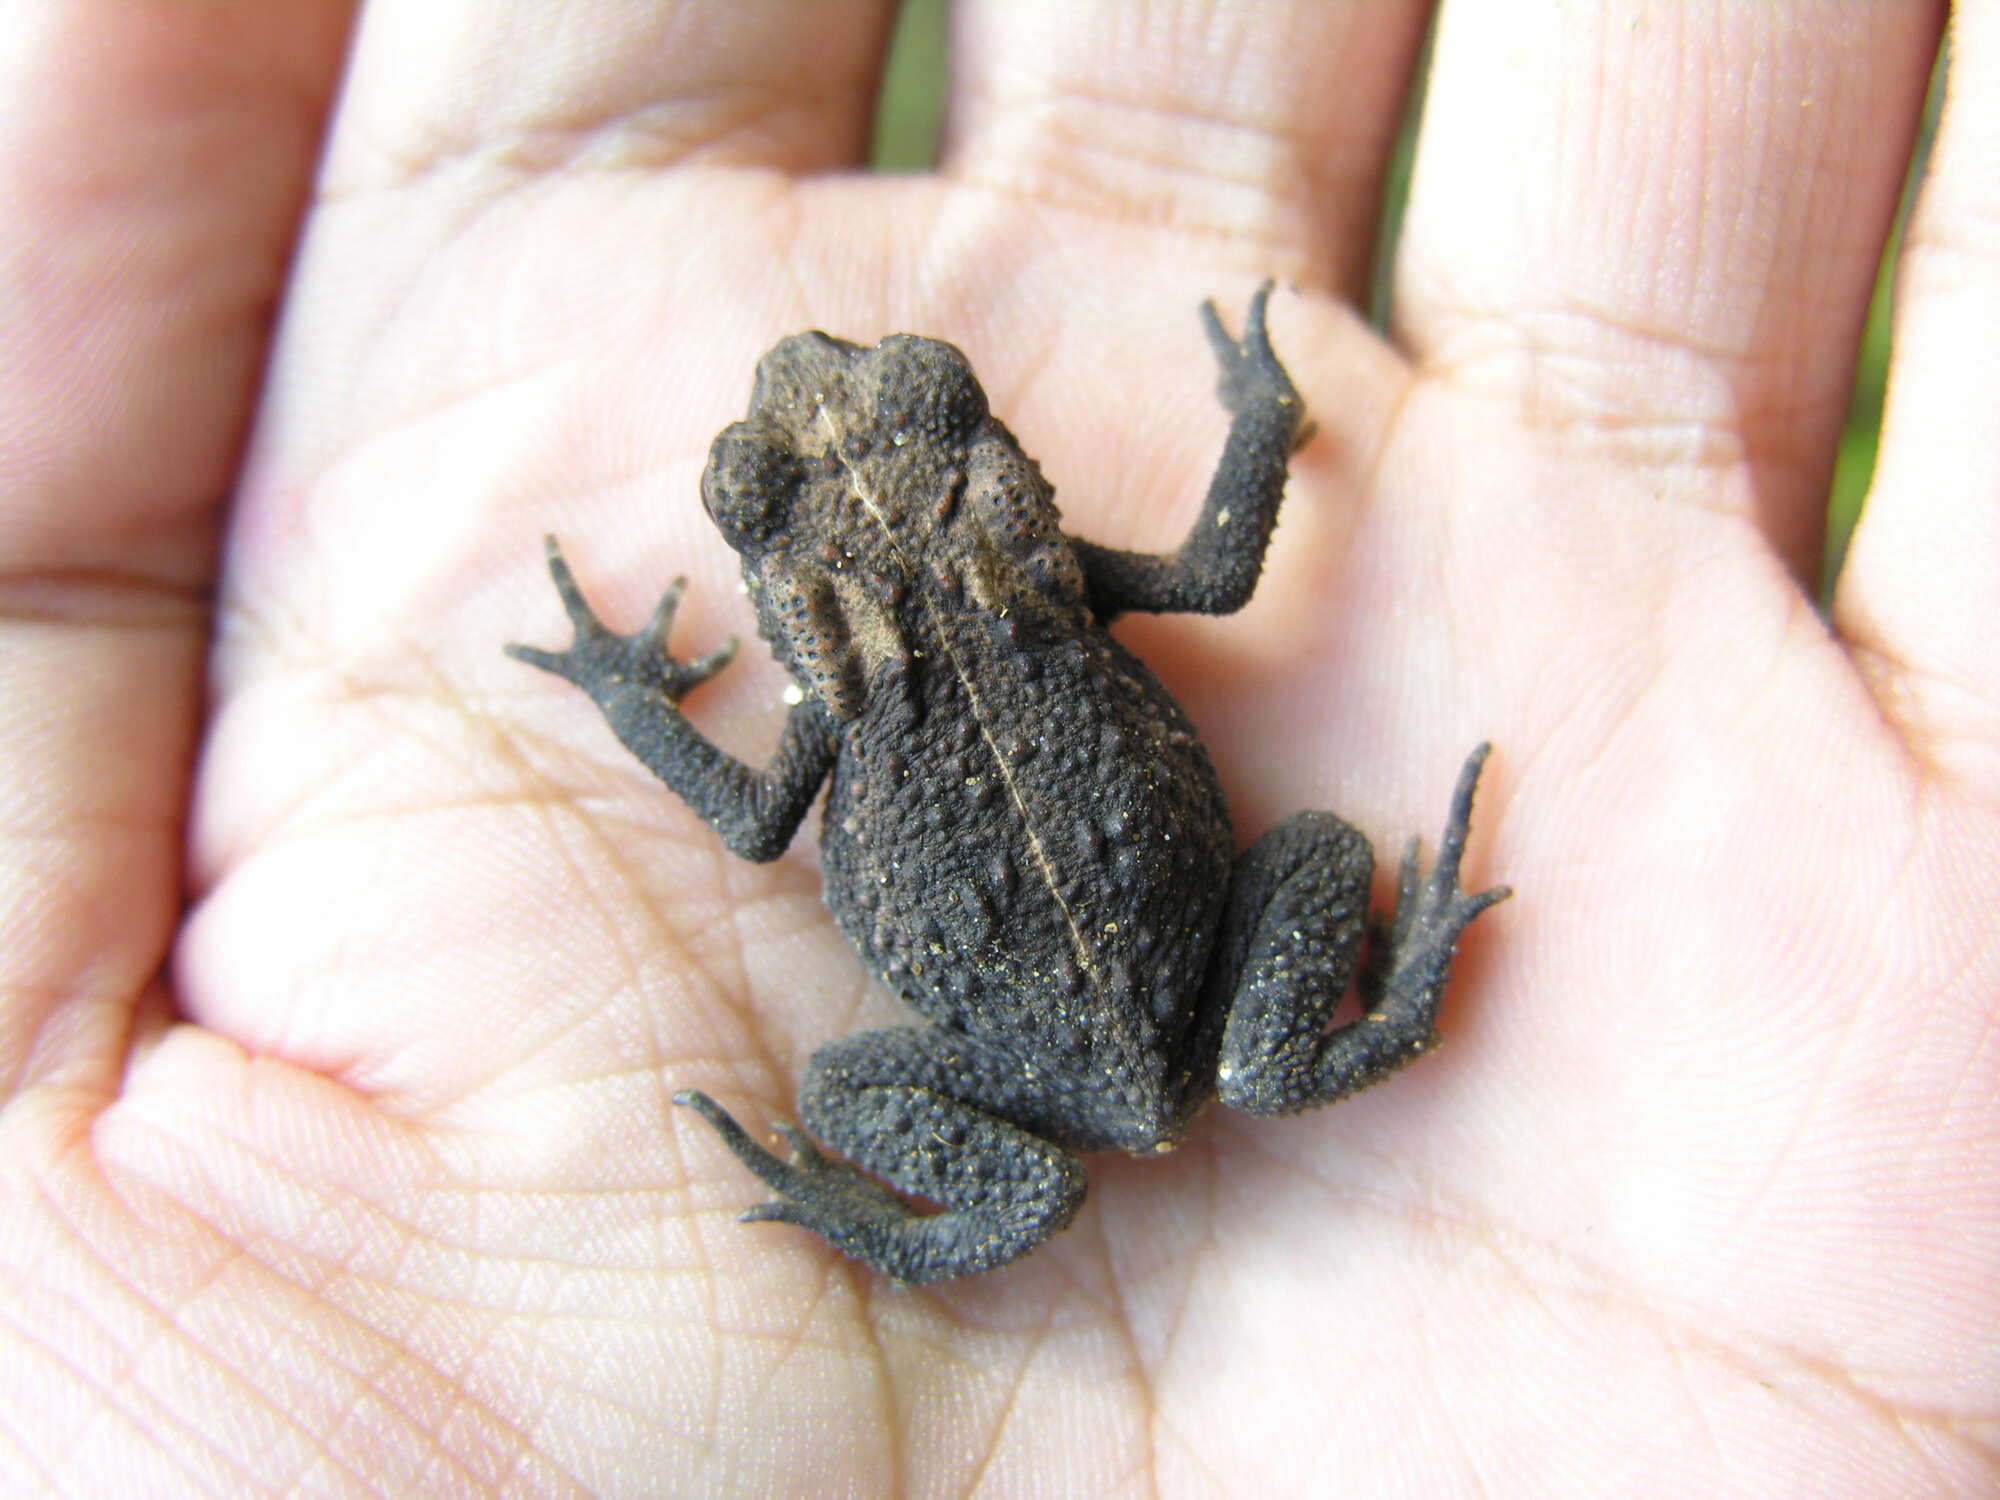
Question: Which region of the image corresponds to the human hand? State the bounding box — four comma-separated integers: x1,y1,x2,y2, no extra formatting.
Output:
2,3,1990,1495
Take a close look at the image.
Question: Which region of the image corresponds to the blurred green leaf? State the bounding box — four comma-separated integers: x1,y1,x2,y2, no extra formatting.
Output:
872,0,946,170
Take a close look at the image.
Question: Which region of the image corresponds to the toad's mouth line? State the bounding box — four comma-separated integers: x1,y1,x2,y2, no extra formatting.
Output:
817,403,1096,981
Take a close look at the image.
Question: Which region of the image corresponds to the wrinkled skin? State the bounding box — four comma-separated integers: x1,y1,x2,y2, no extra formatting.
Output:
0,4,1994,1497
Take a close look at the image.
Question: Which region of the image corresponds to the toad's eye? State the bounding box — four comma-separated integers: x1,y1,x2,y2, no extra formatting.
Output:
703,425,803,549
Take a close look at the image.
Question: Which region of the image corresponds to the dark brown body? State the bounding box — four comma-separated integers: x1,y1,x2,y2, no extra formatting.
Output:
508,287,1508,1282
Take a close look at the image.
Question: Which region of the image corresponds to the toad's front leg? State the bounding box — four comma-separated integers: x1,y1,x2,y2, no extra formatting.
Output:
1209,745,1510,1116
507,536,836,862
1073,282,1309,620
677,1028,1087,1284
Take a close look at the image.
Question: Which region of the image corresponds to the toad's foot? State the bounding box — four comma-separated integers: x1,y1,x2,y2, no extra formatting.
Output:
1375,743,1513,1027
1201,280,1309,451
1214,744,1509,1116
676,1032,1088,1285
506,535,736,709
674,1090,914,1254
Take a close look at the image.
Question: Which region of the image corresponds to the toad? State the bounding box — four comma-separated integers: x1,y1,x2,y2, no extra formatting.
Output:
507,286,1508,1283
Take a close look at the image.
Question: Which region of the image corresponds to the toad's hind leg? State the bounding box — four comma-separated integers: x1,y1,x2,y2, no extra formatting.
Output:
1213,744,1509,1117
676,1029,1085,1285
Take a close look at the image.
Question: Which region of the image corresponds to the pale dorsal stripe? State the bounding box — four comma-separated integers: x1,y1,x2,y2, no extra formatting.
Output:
817,405,1095,976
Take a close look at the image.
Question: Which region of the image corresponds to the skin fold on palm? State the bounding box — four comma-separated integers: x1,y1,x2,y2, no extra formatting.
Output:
0,3,1992,1497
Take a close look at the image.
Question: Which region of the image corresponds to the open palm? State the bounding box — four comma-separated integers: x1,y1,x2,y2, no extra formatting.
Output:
4,4,1993,1496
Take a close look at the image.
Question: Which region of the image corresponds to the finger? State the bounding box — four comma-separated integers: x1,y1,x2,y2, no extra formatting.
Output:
1834,14,2000,795
0,3,353,1107
944,0,1432,299
1395,2,1944,578
322,1,901,192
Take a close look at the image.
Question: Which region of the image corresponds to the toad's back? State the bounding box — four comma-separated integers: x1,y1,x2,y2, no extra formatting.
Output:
818,600,1233,1132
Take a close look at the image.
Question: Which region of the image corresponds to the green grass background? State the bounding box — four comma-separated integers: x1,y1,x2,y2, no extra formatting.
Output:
868,0,1945,601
